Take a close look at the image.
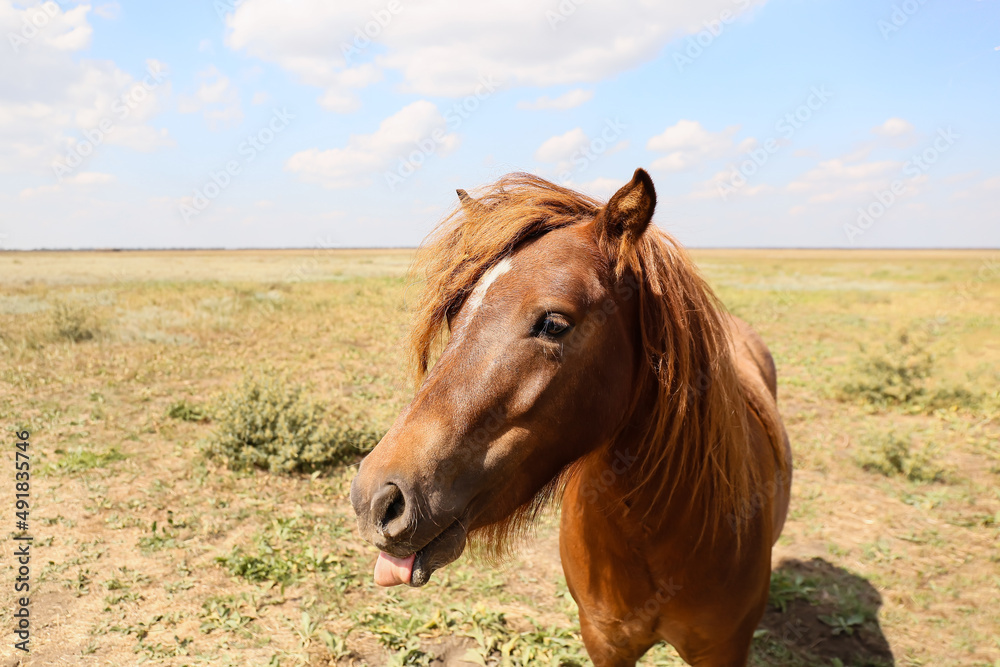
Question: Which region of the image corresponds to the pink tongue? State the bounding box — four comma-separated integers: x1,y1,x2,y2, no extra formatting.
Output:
373,552,415,587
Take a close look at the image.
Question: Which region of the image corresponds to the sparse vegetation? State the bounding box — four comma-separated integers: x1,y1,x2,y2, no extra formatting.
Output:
216,532,350,588
199,595,257,634
3,249,998,666
46,446,128,474
840,329,934,408
854,430,945,483
352,602,590,666
50,298,103,342
839,328,993,413
166,399,210,422
137,520,181,553
203,370,382,473
768,570,816,613
818,613,865,636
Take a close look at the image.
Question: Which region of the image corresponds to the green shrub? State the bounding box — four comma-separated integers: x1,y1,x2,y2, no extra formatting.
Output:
50,300,102,342
840,329,993,413
46,446,128,474
167,399,210,422
840,330,934,407
855,431,944,483
922,387,987,412
203,371,382,473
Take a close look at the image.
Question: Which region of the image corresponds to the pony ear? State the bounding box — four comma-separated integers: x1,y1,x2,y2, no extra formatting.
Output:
457,188,487,217
594,168,656,263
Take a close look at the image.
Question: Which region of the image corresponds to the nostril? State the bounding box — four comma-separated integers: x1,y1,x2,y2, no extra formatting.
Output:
383,490,405,527
371,483,407,535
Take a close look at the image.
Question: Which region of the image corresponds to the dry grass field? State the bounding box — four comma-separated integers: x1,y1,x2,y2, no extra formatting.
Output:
1,248,998,667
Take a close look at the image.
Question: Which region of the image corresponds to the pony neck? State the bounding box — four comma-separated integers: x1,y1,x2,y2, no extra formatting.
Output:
583,245,758,541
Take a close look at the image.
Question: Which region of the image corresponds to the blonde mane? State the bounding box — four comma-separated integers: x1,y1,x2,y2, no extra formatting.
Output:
408,173,770,554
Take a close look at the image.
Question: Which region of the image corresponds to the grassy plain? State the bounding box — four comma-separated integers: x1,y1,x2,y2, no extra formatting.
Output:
0,248,998,666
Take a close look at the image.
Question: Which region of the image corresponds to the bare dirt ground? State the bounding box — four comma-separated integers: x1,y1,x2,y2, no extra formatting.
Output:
1,248,997,666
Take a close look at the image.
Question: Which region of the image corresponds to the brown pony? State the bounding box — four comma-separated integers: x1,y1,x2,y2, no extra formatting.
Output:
350,169,792,666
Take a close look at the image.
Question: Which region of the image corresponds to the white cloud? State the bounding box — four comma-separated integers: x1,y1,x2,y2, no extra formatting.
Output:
18,184,59,199
952,175,1000,200
178,66,243,130
688,169,771,200
68,171,116,185
225,0,766,107
535,127,589,163
285,100,459,189
0,3,173,175
873,117,914,137
2,2,93,53
942,170,979,186
786,154,902,204
647,120,742,171
564,176,625,199
535,122,628,181
100,123,173,153
19,170,115,198
518,89,593,111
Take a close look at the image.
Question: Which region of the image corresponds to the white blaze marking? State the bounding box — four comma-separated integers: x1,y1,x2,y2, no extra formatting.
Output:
466,258,513,315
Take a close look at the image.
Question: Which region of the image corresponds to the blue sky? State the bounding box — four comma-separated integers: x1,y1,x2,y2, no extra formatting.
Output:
1,0,997,250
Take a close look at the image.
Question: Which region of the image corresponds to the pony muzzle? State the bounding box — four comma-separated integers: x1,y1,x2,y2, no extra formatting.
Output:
351,470,470,586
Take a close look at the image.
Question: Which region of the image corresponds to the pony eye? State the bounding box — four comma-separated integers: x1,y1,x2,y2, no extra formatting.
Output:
534,314,572,339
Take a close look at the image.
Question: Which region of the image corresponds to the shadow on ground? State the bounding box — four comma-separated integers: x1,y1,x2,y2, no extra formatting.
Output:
753,558,895,667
